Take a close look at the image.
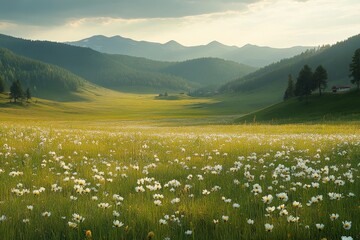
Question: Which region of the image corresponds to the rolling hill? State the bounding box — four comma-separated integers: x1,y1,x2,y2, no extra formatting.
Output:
0,48,87,100
0,34,193,92
0,34,255,93
106,55,256,87
160,58,256,86
220,34,360,102
67,35,312,67
236,91,360,123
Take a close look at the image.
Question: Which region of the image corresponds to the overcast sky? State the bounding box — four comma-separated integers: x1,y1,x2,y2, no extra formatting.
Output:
0,0,359,47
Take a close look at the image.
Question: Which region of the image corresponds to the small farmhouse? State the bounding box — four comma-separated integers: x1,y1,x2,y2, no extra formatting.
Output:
332,85,351,93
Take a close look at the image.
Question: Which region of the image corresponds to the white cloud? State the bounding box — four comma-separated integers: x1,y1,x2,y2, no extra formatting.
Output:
1,0,359,47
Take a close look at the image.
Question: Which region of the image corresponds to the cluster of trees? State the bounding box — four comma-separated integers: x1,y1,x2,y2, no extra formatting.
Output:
284,48,360,101
9,80,31,102
284,65,328,101
0,48,83,97
0,77,31,103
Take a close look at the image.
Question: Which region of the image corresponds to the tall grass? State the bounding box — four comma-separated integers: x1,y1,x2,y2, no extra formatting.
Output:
0,122,359,239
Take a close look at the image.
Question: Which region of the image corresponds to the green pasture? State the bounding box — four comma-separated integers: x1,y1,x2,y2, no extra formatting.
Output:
0,122,358,240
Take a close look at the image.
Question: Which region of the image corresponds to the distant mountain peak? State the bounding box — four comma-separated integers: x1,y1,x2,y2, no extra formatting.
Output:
88,35,108,40
243,43,256,48
164,40,183,47
67,35,314,67
207,40,225,47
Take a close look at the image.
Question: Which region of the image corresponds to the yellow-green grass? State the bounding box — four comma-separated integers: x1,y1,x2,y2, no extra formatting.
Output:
237,91,360,124
0,87,216,122
0,81,280,125
0,122,359,240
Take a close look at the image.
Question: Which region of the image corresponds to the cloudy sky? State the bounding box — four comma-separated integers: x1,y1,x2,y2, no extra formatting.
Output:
0,0,359,47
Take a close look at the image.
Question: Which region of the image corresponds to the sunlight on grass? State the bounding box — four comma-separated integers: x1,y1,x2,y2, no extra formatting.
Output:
0,122,358,240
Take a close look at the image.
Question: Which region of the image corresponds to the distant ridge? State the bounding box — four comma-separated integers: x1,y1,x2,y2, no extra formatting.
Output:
0,34,255,94
67,35,312,67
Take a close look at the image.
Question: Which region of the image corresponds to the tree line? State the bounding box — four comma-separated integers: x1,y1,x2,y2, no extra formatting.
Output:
0,78,31,103
284,48,360,101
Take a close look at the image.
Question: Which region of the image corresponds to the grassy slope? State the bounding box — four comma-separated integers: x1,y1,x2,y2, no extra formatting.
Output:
236,91,360,123
0,83,283,126
0,89,213,122
3,87,359,126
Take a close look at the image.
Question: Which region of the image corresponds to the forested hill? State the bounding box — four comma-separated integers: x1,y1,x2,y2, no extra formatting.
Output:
103,55,256,87
0,34,256,92
160,58,256,86
0,48,85,98
220,34,360,94
0,34,194,92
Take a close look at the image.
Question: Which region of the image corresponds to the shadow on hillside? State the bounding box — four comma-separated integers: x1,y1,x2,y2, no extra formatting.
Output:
0,101,27,108
35,92,88,102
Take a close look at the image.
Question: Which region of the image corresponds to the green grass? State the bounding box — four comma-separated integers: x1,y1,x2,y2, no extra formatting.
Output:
0,85,278,125
0,86,359,240
0,122,358,240
237,91,360,124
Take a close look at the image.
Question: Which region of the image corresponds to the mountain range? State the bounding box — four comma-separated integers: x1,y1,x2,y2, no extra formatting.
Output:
0,34,255,95
0,32,358,112
67,35,312,67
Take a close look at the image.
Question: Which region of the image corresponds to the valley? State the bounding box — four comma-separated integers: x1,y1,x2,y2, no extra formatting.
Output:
0,25,359,240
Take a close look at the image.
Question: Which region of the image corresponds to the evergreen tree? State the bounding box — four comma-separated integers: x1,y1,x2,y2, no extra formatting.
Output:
0,76,5,93
313,65,328,96
283,74,295,100
26,87,31,101
295,65,313,102
10,80,24,102
349,48,360,91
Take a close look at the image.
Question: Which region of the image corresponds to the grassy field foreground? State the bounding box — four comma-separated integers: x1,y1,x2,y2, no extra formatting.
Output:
0,122,359,240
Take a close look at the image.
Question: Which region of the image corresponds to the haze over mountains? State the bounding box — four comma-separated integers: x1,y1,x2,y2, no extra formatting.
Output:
67,35,312,67
0,34,255,96
0,32,358,112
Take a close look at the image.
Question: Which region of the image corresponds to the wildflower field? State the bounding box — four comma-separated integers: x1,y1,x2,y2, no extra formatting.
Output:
0,122,359,240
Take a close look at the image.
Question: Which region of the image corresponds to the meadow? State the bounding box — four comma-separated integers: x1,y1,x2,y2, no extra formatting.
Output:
0,87,359,240
0,121,359,240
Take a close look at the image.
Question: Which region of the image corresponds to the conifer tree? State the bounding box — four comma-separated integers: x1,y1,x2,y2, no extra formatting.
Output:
313,65,328,96
0,76,5,93
283,74,295,100
10,80,24,102
349,48,360,91
295,65,313,102
26,87,31,101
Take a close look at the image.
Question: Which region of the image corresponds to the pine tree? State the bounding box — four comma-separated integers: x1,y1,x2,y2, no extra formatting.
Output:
283,74,295,100
0,76,5,93
10,80,24,102
313,65,328,96
26,87,31,101
349,48,360,91
295,65,313,102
